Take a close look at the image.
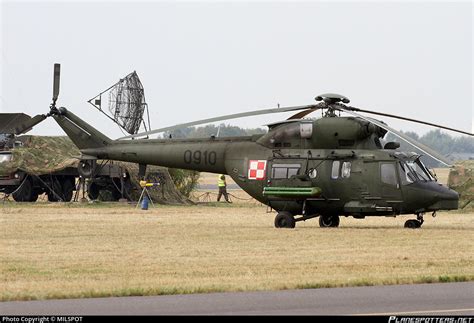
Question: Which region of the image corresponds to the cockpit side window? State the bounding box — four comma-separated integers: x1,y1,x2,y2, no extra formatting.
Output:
405,159,434,182
398,162,414,185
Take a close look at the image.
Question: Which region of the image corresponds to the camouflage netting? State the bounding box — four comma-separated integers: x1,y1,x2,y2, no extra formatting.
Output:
0,135,192,205
113,162,194,205
448,160,474,210
0,135,80,176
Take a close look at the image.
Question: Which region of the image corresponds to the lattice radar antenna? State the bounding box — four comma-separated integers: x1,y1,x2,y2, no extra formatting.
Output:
88,71,151,135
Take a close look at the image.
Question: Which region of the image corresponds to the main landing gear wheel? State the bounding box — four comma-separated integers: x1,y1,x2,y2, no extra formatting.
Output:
274,212,296,229
319,215,340,228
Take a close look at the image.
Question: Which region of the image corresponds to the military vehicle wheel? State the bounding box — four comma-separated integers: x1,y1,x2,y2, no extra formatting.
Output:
110,188,122,201
30,191,39,202
12,177,34,202
47,180,62,202
87,182,100,200
62,180,75,202
319,215,340,228
78,160,95,178
404,219,422,229
274,212,296,228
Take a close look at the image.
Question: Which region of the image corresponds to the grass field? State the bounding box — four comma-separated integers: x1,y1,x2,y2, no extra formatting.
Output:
1,201,473,301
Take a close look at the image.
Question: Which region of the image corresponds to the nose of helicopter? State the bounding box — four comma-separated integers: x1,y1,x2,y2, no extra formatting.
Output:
426,186,459,211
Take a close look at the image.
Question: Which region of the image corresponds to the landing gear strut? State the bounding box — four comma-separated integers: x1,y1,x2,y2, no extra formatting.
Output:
404,213,424,229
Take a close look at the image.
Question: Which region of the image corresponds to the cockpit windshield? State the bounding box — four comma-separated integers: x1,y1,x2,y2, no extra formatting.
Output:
399,158,434,183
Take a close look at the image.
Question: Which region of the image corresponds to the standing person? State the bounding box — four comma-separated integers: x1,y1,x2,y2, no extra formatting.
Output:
217,174,231,203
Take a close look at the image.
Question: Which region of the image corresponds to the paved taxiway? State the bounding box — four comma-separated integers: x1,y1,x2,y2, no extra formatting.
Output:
1,282,473,315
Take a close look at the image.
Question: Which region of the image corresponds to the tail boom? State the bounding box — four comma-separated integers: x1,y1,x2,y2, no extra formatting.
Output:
53,108,112,150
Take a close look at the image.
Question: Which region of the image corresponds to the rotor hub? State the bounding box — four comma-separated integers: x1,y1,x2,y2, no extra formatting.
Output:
315,93,350,105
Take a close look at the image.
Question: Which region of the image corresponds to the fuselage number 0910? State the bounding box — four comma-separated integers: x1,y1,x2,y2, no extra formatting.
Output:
184,150,217,165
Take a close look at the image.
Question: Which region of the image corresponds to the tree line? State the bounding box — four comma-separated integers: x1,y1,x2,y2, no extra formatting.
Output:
164,124,266,139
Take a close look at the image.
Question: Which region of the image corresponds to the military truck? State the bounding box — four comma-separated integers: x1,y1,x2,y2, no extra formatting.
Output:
0,134,130,202
0,113,192,204
0,113,128,201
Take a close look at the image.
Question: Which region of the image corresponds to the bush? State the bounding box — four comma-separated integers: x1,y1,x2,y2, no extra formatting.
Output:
168,169,200,198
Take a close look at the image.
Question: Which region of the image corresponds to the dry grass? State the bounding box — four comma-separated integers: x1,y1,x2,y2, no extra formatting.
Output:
432,168,450,185
198,172,237,186
0,202,473,301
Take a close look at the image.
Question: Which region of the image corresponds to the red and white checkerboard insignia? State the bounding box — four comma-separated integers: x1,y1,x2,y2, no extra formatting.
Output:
248,160,267,180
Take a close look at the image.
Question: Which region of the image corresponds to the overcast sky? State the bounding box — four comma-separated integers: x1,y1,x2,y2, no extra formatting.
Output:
1,0,472,139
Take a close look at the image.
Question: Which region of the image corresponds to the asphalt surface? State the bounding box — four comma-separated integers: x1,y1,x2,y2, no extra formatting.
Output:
1,282,473,315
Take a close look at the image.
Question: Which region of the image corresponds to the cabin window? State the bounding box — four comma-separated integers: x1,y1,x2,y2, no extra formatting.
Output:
300,122,313,139
331,161,340,179
272,164,301,179
341,162,351,178
381,163,398,186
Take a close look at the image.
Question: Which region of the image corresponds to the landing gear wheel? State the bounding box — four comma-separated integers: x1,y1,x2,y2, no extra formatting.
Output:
110,178,122,201
87,182,100,200
47,180,62,202
12,177,34,202
319,215,340,228
110,188,122,201
61,180,75,202
274,212,296,229
30,191,39,202
404,219,422,229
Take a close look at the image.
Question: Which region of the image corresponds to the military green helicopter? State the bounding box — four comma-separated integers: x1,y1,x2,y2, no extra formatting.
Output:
17,64,473,229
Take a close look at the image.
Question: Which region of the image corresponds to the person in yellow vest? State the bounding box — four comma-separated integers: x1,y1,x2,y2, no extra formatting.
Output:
217,174,231,203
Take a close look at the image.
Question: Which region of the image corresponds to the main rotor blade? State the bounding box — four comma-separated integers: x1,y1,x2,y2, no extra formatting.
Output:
118,104,317,140
337,107,453,166
287,106,323,120
0,113,32,134
345,106,473,137
13,114,47,135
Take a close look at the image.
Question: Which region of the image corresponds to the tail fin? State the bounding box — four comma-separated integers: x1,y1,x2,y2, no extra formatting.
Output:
52,107,112,150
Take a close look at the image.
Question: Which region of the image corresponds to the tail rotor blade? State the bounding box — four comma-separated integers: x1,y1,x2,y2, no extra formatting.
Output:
52,63,61,103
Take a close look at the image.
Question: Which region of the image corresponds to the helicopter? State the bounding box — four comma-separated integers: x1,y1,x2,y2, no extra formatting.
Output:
15,64,472,229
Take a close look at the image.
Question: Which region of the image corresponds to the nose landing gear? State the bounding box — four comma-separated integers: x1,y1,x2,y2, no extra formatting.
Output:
404,213,424,229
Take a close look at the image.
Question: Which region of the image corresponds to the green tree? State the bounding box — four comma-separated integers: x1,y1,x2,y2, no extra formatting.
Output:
168,168,200,198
